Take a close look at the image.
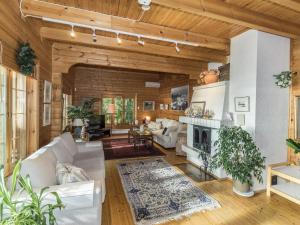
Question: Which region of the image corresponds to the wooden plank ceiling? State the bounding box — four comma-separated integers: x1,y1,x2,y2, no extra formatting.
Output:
22,0,300,65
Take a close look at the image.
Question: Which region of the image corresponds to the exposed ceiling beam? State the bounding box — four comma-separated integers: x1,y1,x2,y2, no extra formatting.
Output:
40,27,226,62
152,0,300,38
21,0,229,51
268,0,300,12
52,42,207,75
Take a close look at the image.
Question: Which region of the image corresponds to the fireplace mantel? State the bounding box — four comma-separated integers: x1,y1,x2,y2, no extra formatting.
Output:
179,116,233,129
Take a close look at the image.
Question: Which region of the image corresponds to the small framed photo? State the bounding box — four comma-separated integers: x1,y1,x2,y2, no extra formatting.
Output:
235,96,250,112
44,80,52,103
43,104,51,126
164,104,169,110
191,101,206,115
160,104,164,110
143,101,155,111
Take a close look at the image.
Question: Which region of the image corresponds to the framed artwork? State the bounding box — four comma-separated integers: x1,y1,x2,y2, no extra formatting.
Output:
235,96,250,112
43,104,51,126
171,85,189,110
143,101,155,111
160,104,164,110
164,104,169,110
191,101,206,115
43,80,52,103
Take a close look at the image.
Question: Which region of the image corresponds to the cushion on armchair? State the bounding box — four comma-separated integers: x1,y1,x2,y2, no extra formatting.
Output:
164,126,178,136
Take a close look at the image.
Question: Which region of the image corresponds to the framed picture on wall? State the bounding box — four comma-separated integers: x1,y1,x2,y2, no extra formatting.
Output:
43,104,51,126
43,80,52,103
143,101,155,111
160,104,164,110
171,85,189,110
234,96,250,112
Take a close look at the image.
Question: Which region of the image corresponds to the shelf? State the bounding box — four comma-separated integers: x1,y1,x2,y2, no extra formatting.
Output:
267,162,300,205
270,183,300,205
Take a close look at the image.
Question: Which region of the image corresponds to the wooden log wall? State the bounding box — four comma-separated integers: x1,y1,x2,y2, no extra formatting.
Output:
289,39,300,163
72,66,160,124
0,0,52,148
157,74,198,120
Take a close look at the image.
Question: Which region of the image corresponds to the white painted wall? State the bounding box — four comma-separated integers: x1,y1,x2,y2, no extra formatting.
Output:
229,30,290,191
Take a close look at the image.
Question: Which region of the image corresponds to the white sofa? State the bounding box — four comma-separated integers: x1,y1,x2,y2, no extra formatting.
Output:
148,118,186,149
14,132,105,225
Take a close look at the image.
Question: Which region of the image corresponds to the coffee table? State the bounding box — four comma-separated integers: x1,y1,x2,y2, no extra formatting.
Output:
128,129,154,150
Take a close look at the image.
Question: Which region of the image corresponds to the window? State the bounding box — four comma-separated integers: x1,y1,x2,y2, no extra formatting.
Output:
102,98,112,124
62,93,72,130
0,66,7,168
114,96,123,125
101,96,135,127
10,71,27,165
0,65,38,174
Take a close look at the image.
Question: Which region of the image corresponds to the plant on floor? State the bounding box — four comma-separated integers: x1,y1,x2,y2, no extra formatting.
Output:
273,71,297,88
16,43,36,76
0,161,64,225
210,126,265,189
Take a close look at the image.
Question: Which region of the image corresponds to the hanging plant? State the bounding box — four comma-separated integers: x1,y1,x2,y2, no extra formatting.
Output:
273,71,296,88
16,42,36,75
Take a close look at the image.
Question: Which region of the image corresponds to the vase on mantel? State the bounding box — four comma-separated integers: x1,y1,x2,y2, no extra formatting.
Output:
198,69,220,85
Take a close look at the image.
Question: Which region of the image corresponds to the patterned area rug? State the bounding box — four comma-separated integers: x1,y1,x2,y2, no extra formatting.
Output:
117,158,220,225
103,139,165,160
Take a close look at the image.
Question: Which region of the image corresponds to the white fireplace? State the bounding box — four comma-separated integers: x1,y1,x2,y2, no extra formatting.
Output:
179,81,231,179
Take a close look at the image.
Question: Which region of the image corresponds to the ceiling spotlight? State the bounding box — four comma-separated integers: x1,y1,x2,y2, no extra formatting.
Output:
92,29,97,42
175,42,180,53
116,33,122,44
138,0,151,11
70,25,76,38
137,36,145,46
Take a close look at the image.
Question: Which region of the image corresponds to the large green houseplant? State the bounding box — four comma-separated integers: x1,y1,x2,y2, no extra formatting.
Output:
210,126,265,196
67,98,97,138
0,161,64,225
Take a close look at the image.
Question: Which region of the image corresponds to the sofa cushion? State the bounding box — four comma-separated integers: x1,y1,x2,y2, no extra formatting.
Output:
56,163,90,184
49,139,73,164
151,129,164,136
20,150,57,188
59,132,79,156
164,126,178,136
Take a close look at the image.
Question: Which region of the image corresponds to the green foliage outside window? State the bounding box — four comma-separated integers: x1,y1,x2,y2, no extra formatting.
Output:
114,97,123,125
102,98,112,124
125,99,134,124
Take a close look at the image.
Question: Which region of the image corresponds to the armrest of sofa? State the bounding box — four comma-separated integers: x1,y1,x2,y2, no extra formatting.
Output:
76,141,103,153
38,181,98,210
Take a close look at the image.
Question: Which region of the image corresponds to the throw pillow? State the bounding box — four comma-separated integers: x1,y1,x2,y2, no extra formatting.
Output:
162,127,168,135
56,163,90,185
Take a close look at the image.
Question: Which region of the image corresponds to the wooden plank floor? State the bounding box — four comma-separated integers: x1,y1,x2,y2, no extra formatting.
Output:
102,136,300,225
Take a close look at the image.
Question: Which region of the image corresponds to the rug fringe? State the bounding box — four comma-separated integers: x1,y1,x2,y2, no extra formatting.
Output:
137,203,221,225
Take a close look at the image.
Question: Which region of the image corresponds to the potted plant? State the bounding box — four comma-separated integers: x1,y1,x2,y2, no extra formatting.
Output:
210,126,265,196
0,161,64,224
67,98,97,139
